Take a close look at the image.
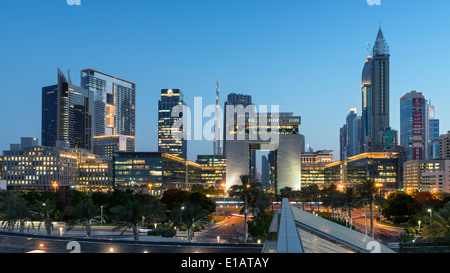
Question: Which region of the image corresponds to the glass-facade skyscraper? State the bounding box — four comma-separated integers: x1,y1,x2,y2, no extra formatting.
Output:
42,69,92,150
361,27,391,152
81,69,136,138
158,89,187,159
400,91,428,161
428,103,440,159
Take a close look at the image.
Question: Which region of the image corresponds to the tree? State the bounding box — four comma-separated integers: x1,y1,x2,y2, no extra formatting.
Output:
35,199,57,236
356,179,382,238
189,192,216,214
161,189,190,210
279,187,293,200
408,191,441,215
228,175,262,243
248,211,273,242
321,184,338,215
110,199,150,240
343,187,357,228
0,192,36,233
65,199,101,238
422,202,450,239
383,191,413,219
299,184,320,212
144,198,167,226
170,202,209,241
0,191,20,231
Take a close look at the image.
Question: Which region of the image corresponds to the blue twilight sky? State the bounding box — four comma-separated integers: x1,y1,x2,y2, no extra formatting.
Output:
1,0,450,162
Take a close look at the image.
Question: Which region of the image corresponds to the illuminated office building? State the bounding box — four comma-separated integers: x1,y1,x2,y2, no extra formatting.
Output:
301,150,334,187
93,135,135,159
196,155,226,167
323,152,399,193
400,91,428,160
77,159,113,192
42,69,92,150
226,111,302,191
361,28,391,152
439,131,450,160
158,89,187,159
428,103,440,159
1,138,112,192
403,159,450,194
113,152,224,195
81,69,136,138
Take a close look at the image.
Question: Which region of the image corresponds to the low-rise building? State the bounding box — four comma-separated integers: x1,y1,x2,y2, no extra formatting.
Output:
403,159,450,194
1,137,113,192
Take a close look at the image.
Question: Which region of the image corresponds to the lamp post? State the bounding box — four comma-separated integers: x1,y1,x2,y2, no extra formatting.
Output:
52,182,58,193
428,209,432,225
100,206,103,226
375,183,383,222
418,220,421,234
221,183,226,203
180,206,184,227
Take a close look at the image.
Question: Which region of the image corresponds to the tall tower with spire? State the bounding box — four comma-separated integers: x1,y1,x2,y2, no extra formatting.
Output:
361,27,391,152
213,69,223,155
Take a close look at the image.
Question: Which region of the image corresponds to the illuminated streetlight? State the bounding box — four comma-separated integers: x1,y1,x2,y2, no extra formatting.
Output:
428,209,432,225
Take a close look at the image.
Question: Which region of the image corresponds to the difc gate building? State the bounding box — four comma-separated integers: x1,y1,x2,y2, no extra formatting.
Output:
224,104,302,191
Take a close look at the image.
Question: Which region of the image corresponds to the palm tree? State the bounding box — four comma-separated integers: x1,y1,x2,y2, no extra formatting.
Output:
9,199,35,233
171,202,208,242
296,188,308,210
228,175,261,243
321,184,338,216
0,191,20,231
64,199,101,238
145,198,167,226
299,184,320,212
110,199,150,240
35,199,57,236
356,179,379,238
343,187,357,228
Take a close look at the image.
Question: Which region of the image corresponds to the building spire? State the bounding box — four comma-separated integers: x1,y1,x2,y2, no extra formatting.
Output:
214,65,223,155
373,27,390,56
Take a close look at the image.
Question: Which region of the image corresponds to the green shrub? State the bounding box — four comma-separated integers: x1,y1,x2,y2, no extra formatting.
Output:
160,228,176,238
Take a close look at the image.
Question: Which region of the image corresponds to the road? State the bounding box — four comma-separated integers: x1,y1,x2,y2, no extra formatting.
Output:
194,214,245,243
351,211,404,244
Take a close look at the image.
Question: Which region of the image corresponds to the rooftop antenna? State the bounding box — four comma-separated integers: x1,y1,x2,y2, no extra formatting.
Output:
367,42,372,58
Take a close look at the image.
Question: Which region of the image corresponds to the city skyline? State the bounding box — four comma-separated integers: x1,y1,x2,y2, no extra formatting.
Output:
1,1,450,162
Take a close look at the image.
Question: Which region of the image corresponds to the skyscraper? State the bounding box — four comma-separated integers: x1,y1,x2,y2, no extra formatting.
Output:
428,103,440,159
80,69,136,138
346,108,358,158
42,69,92,149
158,89,187,159
362,27,391,152
213,71,223,156
339,124,347,161
400,91,428,160
223,93,253,156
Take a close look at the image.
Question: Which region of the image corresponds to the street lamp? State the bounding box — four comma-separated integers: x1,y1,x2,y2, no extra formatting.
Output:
100,206,104,226
375,183,383,222
221,183,226,203
52,182,58,192
418,220,421,233
428,209,432,225
180,206,184,227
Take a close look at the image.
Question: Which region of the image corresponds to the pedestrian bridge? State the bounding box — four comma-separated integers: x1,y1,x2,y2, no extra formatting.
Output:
262,198,396,253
